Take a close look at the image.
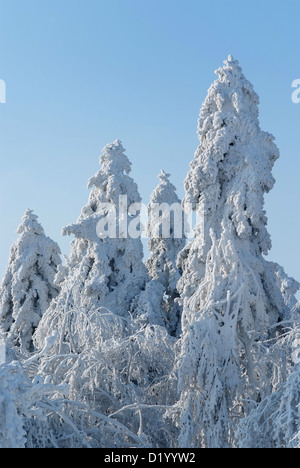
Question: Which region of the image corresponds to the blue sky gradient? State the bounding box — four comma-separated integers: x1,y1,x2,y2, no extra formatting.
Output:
0,0,299,292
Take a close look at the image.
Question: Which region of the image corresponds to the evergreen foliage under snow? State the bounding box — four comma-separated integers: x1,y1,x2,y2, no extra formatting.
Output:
0,57,299,449
0,210,61,354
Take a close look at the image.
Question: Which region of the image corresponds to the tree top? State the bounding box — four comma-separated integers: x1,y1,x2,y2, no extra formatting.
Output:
16,209,44,236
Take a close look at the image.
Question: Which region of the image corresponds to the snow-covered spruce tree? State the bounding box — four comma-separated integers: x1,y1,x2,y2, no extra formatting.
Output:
34,140,148,353
30,142,178,447
134,170,185,336
0,210,61,354
176,56,299,448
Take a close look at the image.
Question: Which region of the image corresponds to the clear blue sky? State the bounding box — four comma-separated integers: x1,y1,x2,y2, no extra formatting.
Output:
0,0,299,294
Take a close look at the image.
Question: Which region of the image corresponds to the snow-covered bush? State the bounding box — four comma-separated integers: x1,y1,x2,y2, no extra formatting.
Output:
32,320,178,447
0,359,70,448
0,362,29,448
236,322,300,448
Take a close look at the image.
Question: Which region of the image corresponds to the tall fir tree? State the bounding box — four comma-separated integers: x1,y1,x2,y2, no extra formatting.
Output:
0,210,61,353
176,56,299,448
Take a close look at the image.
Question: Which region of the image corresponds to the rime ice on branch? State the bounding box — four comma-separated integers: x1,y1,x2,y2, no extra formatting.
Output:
0,210,61,353
236,358,300,448
176,56,299,448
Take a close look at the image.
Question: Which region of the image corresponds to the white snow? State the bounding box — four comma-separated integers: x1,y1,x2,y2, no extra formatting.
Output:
0,57,298,449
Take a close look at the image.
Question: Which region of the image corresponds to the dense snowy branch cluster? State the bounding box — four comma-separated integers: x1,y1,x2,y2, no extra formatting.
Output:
0,56,299,448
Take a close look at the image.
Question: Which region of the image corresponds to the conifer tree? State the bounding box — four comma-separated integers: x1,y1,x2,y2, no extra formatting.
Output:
176,56,299,448
134,170,185,336
0,210,61,353
34,140,147,353
32,143,176,448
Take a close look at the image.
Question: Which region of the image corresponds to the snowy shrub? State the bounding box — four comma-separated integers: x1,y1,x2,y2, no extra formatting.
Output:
33,320,177,447
236,323,300,448
0,360,69,448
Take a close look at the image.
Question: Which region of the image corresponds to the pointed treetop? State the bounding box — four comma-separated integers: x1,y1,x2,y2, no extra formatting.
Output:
147,170,184,244
100,139,131,174
184,56,279,256
216,54,245,78
199,55,260,140
104,139,126,154
223,54,239,68
158,170,171,184
87,139,132,190
209,55,260,117
65,139,143,237
16,209,44,236
149,170,180,207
